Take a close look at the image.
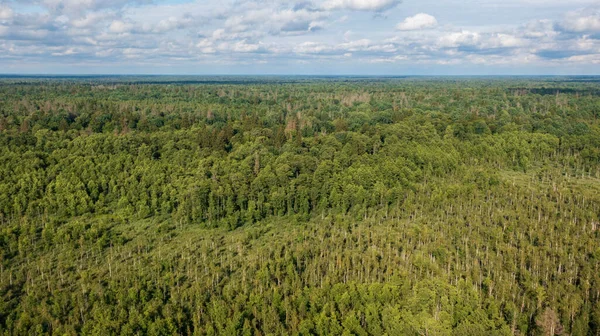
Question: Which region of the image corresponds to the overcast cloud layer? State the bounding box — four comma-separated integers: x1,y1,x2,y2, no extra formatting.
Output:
0,0,599,74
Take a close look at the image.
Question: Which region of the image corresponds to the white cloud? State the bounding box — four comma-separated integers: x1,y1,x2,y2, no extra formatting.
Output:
435,30,527,53
396,13,437,31
109,20,133,33
0,4,13,21
230,41,261,53
338,38,372,51
212,29,227,40
560,10,600,32
566,54,600,64
41,0,149,14
437,31,480,48
0,0,598,72
218,40,264,53
322,0,401,12
222,7,327,36
486,33,527,48
52,47,78,56
72,12,115,28
294,41,333,54
521,19,557,38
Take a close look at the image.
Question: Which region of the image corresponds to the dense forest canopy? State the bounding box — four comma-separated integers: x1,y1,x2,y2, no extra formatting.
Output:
0,76,599,335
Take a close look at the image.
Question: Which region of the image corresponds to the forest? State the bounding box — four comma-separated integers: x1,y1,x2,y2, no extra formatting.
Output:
0,76,599,335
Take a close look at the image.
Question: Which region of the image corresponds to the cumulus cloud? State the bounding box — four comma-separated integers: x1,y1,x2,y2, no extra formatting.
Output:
222,40,263,53
437,31,480,48
396,13,437,31
486,33,527,48
41,0,151,14
521,19,557,38
72,12,116,28
0,0,598,72
294,41,333,54
220,6,327,36
109,20,133,33
559,10,600,32
322,0,401,12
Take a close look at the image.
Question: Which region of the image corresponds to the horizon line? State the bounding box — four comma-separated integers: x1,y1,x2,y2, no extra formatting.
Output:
1,74,600,77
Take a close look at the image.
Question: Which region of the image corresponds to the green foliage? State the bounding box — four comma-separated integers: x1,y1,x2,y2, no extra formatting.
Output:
0,77,599,335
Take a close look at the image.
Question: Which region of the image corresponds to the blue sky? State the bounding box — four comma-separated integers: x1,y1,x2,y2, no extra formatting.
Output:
0,0,599,74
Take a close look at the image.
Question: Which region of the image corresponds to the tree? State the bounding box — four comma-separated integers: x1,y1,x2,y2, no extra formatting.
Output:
536,308,564,336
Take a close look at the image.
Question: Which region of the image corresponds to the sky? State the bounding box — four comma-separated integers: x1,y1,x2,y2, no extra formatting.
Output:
0,0,599,75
